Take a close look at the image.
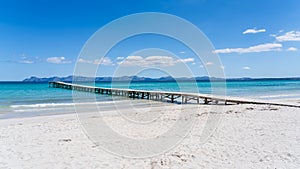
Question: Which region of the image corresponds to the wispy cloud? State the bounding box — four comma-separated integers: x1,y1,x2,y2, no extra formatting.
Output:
287,47,297,51
243,28,266,34
177,58,194,63
118,56,194,67
243,66,251,70
119,56,174,67
19,60,34,64
47,57,71,64
78,57,113,65
205,62,214,65
17,54,35,64
116,57,124,60
275,31,300,42
214,43,282,54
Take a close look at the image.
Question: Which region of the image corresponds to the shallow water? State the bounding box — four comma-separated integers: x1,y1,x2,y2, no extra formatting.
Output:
1,80,300,119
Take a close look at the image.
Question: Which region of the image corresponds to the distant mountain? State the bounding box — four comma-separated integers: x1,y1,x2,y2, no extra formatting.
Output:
23,76,90,82
23,75,175,82
22,75,300,83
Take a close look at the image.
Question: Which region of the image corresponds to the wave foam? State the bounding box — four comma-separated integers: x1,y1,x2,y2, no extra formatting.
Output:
257,93,300,99
10,100,126,109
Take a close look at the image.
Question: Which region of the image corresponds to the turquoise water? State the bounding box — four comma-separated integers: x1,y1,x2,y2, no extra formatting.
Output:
1,80,300,118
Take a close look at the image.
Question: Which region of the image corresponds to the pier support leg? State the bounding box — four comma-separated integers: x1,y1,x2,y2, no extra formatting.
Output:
204,98,209,104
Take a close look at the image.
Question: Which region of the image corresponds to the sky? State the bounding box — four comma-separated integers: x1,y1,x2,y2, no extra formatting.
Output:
0,0,300,81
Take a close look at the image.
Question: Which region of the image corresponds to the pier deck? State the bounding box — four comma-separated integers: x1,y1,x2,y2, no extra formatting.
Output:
49,81,300,108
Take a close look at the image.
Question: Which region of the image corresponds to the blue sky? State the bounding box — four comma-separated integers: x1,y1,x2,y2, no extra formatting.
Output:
0,0,300,80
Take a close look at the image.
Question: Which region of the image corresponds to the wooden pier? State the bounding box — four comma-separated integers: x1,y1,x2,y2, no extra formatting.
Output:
49,81,300,108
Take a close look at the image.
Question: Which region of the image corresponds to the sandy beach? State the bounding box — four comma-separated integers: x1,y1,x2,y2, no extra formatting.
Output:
2,0,300,168
1,103,299,169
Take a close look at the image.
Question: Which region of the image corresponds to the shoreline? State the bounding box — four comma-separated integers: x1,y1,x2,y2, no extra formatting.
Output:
2,96,300,120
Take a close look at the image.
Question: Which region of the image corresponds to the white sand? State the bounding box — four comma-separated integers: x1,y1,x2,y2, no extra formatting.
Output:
0,104,299,169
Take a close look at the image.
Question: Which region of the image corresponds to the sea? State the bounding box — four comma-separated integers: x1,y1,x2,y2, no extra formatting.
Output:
1,80,300,119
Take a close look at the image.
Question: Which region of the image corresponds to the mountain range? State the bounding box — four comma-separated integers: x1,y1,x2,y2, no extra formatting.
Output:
22,75,300,82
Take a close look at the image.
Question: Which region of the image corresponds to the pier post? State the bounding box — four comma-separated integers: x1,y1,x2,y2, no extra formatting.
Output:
48,81,300,108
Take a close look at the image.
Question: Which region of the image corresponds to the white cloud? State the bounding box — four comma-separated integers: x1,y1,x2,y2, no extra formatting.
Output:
206,62,213,65
177,58,194,63
47,57,70,64
19,60,34,64
145,56,175,66
94,57,113,65
78,57,113,65
275,31,300,42
243,28,266,34
119,56,174,67
78,58,90,64
118,56,195,67
214,43,282,54
243,66,251,70
287,47,297,51
116,56,124,60
179,51,186,54
18,54,34,64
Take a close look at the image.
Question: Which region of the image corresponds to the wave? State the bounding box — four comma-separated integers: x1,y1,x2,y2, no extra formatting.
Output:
9,99,162,109
13,107,74,113
257,93,300,99
10,100,126,109
7,99,168,116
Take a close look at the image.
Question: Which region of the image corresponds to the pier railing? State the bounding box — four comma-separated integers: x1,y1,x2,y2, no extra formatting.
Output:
49,81,300,108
